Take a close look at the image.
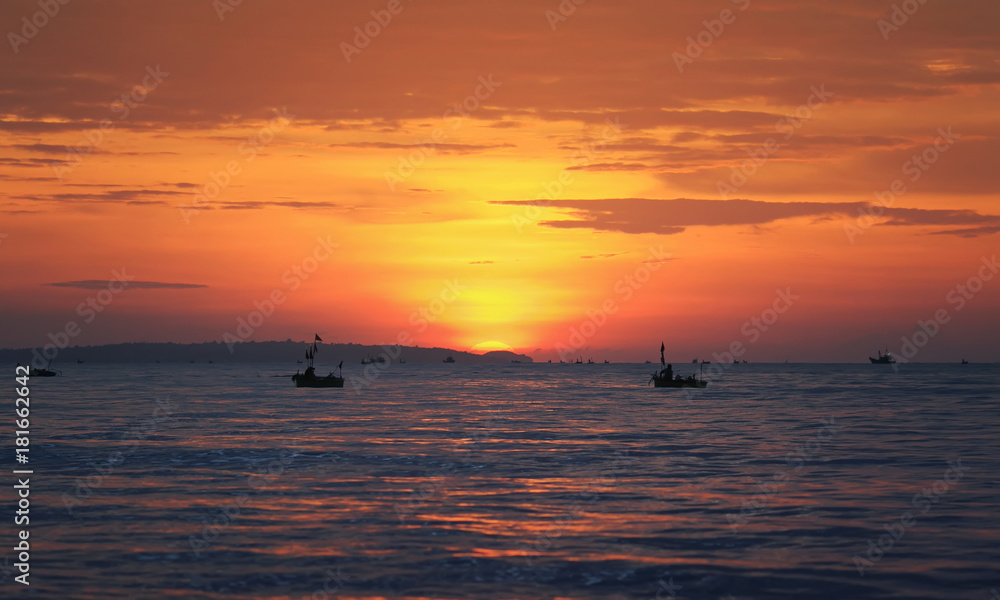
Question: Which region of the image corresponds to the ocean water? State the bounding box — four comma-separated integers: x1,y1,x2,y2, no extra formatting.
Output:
4,362,999,599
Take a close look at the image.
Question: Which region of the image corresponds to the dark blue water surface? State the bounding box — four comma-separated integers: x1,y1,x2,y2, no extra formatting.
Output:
3,362,998,599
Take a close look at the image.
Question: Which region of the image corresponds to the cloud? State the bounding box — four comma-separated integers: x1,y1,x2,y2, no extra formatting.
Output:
17,189,186,205
178,200,340,211
328,141,514,154
47,281,208,290
492,198,1000,237
0,157,61,167
8,143,71,154
930,224,1000,238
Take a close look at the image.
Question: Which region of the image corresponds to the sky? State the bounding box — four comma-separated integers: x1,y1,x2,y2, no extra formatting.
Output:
0,0,998,362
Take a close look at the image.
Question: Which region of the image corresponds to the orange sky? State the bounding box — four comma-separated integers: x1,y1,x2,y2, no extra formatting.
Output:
1,0,998,362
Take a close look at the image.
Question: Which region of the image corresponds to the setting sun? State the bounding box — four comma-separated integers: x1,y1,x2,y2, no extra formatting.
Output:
469,341,515,354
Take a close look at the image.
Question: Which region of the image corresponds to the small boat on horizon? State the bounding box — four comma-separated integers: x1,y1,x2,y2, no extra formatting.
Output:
443,356,456,363
961,358,969,364
22,361,60,377
869,349,896,364
292,334,344,388
651,342,707,388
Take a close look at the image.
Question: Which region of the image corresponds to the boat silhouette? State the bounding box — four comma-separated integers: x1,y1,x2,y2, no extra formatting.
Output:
651,342,707,388
22,360,60,377
292,334,343,388
869,349,896,364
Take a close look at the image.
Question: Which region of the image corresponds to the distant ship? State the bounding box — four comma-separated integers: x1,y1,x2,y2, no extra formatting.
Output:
443,356,456,363
869,349,896,364
961,358,969,364
26,361,60,377
361,355,387,365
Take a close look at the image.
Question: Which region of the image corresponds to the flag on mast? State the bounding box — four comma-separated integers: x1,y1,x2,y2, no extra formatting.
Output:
660,341,665,366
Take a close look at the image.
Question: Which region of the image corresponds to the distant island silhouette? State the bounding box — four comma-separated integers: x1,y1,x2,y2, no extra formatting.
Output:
1,341,533,365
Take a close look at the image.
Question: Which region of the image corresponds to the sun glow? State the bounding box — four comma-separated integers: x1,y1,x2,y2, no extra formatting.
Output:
469,341,515,354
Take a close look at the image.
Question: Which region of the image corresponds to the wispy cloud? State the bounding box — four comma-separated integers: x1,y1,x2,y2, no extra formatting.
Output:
47,281,208,290
492,198,1000,237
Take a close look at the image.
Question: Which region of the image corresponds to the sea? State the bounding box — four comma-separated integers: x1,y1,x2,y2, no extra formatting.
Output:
4,362,999,599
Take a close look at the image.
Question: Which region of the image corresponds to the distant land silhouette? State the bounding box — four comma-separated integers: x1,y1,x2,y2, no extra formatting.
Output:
1,341,533,365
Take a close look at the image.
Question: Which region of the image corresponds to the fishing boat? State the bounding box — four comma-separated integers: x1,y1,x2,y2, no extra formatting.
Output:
869,349,896,364
651,374,708,388
24,361,60,377
961,358,969,364
291,334,344,388
443,356,456,363
650,342,707,388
